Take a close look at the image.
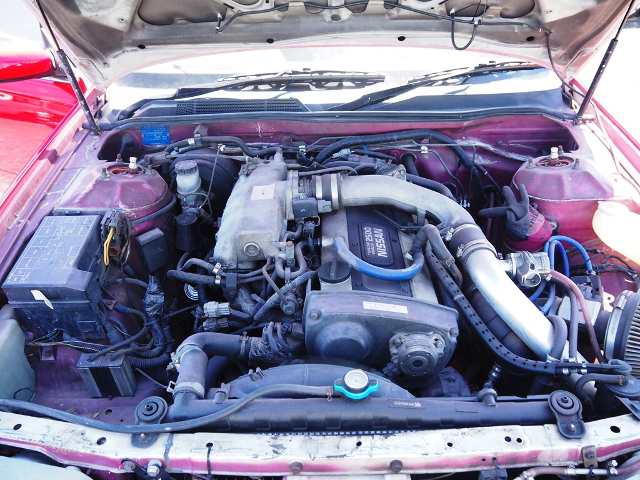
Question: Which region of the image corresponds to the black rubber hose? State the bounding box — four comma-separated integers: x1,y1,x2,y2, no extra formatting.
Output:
168,270,219,286
164,136,278,158
315,130,485,204
407,174,456,201
196,267,211,308
547,315,568,361
130,193,177,227
400,152,420,176
205,357,233,391
574,372,629,404
412,224,461,284
0,385,332,434
315,129,473,171
178,332,246,357
413,225,450,263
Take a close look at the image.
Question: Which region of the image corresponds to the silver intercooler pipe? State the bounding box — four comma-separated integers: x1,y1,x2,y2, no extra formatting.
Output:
322,174,556,360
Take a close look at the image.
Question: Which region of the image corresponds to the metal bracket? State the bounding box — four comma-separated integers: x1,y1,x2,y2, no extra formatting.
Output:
122,458,176,479
39,345,56,362
131,396,168,448
581,445,598,468
548,391,586,439
617,396,640,421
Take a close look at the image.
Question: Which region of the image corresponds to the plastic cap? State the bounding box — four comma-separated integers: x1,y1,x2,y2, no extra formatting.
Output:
333,369,379,400
175,160,199,175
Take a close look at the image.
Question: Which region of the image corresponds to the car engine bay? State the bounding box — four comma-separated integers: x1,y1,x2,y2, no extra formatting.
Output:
2,114,640,477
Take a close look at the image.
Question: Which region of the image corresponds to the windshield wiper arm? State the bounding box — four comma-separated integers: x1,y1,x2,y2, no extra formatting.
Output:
327,61,540,112
175,69,385,99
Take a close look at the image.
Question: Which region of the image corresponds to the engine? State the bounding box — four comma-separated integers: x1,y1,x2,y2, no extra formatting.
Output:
211,153,458,381
2,124,639,440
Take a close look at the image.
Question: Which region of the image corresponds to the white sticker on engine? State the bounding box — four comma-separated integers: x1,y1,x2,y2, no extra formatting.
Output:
250,184,276,200
362,301,408,314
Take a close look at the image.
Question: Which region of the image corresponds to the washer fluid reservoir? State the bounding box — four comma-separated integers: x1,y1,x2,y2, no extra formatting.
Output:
593,201,640,265
0,306,35,401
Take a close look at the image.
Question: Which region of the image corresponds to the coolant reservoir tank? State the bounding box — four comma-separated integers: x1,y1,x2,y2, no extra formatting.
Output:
593,201,640,265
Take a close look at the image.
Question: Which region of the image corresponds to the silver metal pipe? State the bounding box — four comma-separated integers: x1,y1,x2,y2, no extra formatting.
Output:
466,250,555,359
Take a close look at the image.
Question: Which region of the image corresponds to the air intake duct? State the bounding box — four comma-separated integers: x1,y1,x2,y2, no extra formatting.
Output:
604,290,640,377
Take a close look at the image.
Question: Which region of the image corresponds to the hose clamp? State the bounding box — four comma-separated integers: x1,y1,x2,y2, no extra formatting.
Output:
174,381,205,399
174,343,200,363
456,239,497,265
239,332,249,359
446,223,479,241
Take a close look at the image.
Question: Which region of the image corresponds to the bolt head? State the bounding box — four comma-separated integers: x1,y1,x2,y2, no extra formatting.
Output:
568,424,576,432
390,460,403,473
146,460,162,477
290,461,303,474
146,465,160,477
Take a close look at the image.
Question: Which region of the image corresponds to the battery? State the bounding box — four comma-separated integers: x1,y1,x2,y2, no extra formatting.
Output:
2,215,106,339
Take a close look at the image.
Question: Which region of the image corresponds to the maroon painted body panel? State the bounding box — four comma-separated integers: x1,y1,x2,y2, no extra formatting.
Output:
0,46,55,82
0,76,76,196
0,77,76,196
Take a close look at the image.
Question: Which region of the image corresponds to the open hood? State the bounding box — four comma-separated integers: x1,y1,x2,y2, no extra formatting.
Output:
27,0,636,89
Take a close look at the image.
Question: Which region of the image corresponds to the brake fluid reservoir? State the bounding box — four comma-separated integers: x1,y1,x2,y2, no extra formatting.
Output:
512,147,615,241
0,306,35,401
175,160,202,204
593,201,640,265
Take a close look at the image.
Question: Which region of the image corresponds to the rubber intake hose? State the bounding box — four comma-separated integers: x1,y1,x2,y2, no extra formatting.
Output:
333,236,424,281
406,174,456,201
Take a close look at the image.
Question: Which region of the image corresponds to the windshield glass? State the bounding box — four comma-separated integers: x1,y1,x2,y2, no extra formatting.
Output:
108,46,559,111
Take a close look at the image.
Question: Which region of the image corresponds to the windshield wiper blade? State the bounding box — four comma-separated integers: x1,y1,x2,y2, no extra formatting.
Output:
175,69,385,99
327,61,540,112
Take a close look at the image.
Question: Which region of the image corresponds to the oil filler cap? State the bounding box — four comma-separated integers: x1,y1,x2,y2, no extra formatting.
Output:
334,369,379,400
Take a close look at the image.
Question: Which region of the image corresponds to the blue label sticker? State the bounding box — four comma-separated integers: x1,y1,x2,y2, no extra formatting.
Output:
140,125,171,145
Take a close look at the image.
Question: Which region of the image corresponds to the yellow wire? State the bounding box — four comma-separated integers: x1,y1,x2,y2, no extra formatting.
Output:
104,227,115,266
